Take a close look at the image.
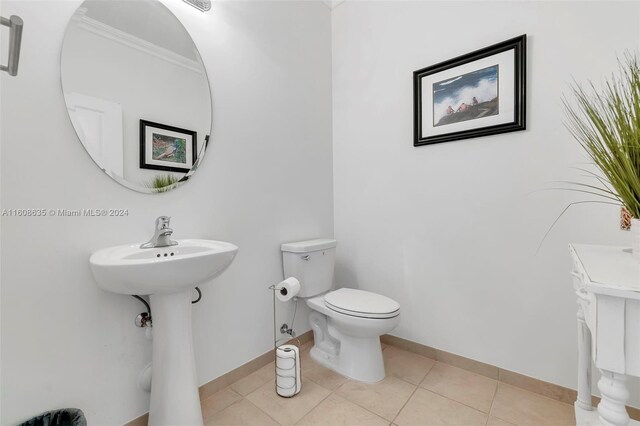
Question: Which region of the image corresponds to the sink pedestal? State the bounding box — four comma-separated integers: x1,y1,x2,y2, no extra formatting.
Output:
148,290,203,426
89,238,238,424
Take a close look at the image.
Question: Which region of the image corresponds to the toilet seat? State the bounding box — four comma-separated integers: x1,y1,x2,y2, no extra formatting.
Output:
324,288,400,319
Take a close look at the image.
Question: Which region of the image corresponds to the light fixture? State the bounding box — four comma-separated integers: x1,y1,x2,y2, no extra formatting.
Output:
182,0,211,12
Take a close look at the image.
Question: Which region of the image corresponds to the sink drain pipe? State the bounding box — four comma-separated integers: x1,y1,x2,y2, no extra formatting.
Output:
132,288,202,327
132,295,152,328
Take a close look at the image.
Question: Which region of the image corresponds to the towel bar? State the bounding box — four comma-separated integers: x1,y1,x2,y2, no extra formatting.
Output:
0,15,23,76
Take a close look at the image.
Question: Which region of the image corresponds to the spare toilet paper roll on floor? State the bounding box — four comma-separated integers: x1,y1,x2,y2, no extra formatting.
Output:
276,344,301,397
275,277,300,302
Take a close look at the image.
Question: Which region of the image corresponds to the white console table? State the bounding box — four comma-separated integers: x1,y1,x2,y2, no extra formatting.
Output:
570,244,640,426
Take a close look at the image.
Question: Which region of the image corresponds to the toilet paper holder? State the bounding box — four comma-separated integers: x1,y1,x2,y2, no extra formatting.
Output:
270,283,303,398
269,284,295,300
275,346,301,397
268,277,300,302
269,282,301,346
268,283,284,294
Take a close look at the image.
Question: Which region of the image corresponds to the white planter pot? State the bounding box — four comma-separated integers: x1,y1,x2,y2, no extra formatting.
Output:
632,218,640,263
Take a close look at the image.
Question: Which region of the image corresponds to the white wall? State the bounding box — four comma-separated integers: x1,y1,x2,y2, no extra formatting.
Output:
332,0,640,404
0,1,332,424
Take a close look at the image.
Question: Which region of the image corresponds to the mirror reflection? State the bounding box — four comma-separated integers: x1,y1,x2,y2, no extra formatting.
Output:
61,0,212,193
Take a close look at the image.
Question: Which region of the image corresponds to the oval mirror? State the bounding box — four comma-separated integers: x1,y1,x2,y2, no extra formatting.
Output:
61,0,211,193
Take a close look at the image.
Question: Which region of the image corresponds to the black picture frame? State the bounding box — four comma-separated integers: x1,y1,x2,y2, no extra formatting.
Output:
139,120,198,173
413,34,526,147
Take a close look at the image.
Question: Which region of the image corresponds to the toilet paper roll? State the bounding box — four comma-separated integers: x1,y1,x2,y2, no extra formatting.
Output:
275,344,301,397
275,277,300,302
276,375,296,391
276,355,296,370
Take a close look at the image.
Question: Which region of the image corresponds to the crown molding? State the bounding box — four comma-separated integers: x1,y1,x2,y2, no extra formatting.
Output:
71,8,204,74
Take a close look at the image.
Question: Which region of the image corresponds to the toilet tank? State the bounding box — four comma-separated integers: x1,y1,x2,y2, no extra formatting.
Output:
281,239,337,298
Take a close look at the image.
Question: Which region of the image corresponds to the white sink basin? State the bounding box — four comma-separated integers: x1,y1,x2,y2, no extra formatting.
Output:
89,238,238,426
90,239,238,295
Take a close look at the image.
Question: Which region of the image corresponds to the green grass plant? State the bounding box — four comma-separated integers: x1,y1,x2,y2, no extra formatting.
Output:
146,174,180,193
563,54,640,218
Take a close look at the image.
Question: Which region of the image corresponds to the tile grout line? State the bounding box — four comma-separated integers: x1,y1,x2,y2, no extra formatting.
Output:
395,362,495,418
390,383,419,425
242,396,283,426
486,383,541,426
416,386,492,420
200,386,243,423
314,351,437,424
331,378,412,424
291,388,334,426
312,371,386,422
300,359,347,392
412,358,573,418
242,365,334,426
204,397,253,425
484,381,500,426
415,368,498,415
394,358,436,422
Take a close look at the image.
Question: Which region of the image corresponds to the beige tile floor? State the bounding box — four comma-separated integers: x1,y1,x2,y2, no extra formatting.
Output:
202,343,575,426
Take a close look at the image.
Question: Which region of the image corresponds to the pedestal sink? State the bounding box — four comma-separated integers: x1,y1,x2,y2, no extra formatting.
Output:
90,239,238,426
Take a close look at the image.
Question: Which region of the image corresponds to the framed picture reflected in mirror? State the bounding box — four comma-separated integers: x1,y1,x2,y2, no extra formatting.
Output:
140,120,197,173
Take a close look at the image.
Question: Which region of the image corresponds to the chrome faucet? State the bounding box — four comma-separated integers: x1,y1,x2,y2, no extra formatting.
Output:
140,216,178,249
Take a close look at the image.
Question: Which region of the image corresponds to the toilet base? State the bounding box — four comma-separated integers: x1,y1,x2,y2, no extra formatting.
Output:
310,335,385,383
308,311,387,383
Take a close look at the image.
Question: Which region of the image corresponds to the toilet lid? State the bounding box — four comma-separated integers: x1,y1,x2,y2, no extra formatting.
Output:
324,288,400,319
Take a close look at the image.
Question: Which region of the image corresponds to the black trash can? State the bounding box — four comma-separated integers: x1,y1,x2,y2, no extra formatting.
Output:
18,409,86,426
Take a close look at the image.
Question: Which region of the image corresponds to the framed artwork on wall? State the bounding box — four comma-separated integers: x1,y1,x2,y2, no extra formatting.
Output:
413,34,526,146
139,120,197,173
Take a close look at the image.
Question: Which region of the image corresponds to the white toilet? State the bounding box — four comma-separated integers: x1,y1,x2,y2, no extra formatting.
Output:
281,238,400,383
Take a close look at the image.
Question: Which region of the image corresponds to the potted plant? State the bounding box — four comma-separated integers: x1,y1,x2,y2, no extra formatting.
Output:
564,55,640,262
